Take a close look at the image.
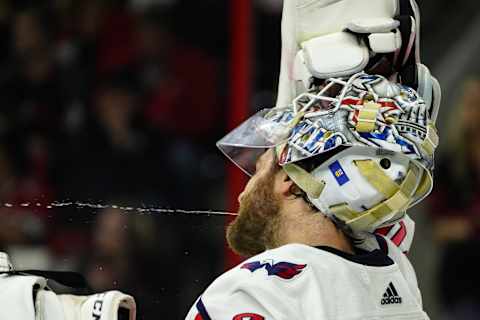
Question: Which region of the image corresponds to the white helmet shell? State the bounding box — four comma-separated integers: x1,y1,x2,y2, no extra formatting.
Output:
310,147,410,214
306,145,429,232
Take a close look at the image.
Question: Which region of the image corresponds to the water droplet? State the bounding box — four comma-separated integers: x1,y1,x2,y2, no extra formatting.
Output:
3,201,237,217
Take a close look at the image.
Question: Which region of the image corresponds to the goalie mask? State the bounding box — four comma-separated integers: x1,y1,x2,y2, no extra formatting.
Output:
217,73,439,232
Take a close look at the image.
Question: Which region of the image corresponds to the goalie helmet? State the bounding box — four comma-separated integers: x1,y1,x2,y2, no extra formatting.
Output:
218,0,441,233
217,73,439,232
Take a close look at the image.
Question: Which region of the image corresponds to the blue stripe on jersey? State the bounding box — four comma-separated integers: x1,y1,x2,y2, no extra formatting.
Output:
375,234,389,255
196,298,212,320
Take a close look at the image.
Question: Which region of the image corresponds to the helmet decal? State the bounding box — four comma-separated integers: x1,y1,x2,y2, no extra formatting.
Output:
267,73,437,172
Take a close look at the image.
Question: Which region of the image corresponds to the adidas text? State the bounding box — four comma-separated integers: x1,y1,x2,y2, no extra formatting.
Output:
381,296,402,305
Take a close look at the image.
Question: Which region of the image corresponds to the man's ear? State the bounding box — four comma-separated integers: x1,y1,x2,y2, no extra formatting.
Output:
274,169,296,198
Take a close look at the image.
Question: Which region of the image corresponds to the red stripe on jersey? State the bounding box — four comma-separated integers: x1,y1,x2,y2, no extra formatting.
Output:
375,225,393,236
195,313,204,320
391,221,407,247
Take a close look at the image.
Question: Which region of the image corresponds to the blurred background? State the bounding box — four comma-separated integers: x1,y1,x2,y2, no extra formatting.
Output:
0,0,479,319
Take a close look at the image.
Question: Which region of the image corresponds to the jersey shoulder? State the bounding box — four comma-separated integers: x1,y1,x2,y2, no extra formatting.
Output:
206,244,312,293
186,243,427,320
202,242,391,299
185,245,312,320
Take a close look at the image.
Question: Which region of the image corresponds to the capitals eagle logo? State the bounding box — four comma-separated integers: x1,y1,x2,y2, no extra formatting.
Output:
241,260,307,280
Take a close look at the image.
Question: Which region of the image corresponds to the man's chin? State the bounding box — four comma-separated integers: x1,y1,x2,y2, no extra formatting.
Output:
227,165,281,257
226,213,267,257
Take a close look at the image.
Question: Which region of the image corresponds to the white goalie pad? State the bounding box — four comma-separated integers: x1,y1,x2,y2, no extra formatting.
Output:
301,32,370,79
277,0,400,108
294,0,398,42
0,252,137,320
276,0,433,112
59,291,137,320
347,17,400,33
293,51,313,91
0,274,47,320
368,31,402,53
36,290,65,320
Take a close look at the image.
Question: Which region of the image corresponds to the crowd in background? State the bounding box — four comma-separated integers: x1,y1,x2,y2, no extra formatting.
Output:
0,1,229,318
0,0,479,319
428,79,480,320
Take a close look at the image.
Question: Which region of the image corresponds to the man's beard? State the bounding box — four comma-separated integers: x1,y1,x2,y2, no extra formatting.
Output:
226,169,282,257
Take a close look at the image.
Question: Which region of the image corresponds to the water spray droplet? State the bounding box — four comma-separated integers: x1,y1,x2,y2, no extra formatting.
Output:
0,201,237,217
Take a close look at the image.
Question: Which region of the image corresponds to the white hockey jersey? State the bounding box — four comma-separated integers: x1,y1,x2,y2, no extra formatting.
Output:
185,235,429,320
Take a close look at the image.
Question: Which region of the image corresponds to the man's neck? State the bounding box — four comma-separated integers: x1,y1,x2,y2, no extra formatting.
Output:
276,207,355,255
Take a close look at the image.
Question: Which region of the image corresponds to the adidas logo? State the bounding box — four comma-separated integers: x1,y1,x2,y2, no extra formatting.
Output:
381,282,402,305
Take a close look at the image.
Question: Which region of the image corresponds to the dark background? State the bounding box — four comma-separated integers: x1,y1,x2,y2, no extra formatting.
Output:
0,0,479,319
